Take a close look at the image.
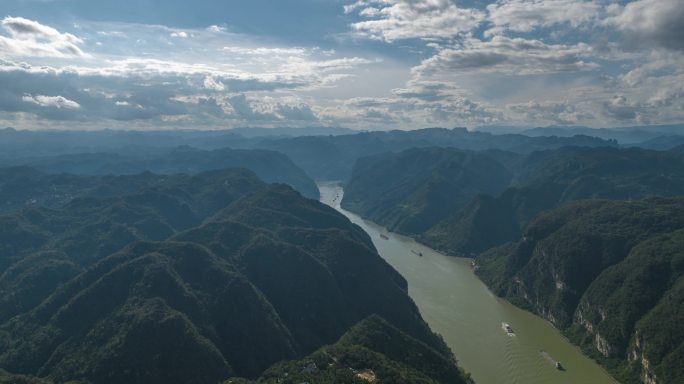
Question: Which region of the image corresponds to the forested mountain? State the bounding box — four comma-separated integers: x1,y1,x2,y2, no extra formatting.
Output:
0,168,467,384
475,198,684,384
234,315,473,384
228,126,357,138
342,147,513,235
0,128,250,158
520,124,684,145
0,147,319,199
428,146,684,254
0,167,186,213
635,135,684,151
257,128,614,179
0,127,615,182
343,146,684,256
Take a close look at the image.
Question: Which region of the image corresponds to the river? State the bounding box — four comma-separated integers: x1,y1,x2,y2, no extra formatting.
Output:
319,182,617,384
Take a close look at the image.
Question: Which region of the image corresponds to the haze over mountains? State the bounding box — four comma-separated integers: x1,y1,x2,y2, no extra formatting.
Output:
0,123,683,384
0,147,319,199
344,145,684,254
484,125,684,146
2,0,684,383
1,126,616,180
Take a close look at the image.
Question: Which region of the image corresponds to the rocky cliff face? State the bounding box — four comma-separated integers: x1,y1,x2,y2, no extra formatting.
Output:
476,198,684,384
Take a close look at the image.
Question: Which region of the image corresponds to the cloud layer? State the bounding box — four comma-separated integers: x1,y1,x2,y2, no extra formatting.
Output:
0,16,86,57
0,1,683,130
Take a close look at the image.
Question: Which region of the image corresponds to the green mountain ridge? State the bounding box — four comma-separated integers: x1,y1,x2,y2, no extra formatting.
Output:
475,198,684,384
0,147,319,199
233,315,473,384
257,128,614,180
343,146,684,256
342,147,513,236
341,144,684,383
0,127,615,182
0,167,467,384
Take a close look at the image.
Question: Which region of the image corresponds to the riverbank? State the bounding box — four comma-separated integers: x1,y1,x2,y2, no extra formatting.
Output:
319,181,618,384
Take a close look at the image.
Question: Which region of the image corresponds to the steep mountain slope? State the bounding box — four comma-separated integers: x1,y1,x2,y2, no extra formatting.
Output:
0,169,265,323
476,198,684,384
0,167,175,213
342,147,513,234
234,315,474,384
343,146,684,256
0,169,466,384
434,146,684,253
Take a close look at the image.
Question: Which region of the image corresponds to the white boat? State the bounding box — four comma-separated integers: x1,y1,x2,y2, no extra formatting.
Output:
501,322,515,336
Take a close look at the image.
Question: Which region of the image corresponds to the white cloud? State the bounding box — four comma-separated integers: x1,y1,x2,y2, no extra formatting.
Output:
346,0,485,41
507,99,594,124
486,0,601,36
414,36,598,76
601,94,643,122
22,94,81,109
207,25,227,33
2,5,684,130
203,76,226,91
222,46,309,57
315,78,502,129
0,16,86,57
604,0,684,52
170,31,190,39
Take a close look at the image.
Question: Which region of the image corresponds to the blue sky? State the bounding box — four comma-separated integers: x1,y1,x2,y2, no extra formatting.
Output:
0,0,682,130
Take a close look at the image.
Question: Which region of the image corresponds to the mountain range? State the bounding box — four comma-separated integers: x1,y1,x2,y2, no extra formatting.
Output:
0,168,469,384
343,146,684,256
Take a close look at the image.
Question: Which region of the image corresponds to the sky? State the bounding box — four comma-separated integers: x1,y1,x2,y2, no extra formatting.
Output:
0,0,682,130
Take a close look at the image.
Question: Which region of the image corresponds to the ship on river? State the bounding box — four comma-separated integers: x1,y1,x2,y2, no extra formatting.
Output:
501,322,515,336
541,350,564,370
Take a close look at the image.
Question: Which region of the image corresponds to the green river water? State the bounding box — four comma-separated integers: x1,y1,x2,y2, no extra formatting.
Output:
319,182,617,384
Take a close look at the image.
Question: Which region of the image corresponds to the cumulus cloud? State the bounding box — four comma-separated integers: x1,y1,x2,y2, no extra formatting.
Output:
22,94,81,109
207,25,227,33
602,94,642,121
314,79,501,128
414,36,598,76
346,0,485,41
3,3,684,129
203,76,226,91
486,0,601,36
507,99,594,124
0,16,86,57
170,31,190,39
0,59,312,127
605,0,684,52
0,12,385,128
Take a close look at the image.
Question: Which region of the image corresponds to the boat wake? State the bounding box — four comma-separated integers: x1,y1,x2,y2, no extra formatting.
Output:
502,322,516,337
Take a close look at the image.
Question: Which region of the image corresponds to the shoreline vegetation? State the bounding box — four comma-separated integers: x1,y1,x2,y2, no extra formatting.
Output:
327,183,620,383
339,162,684,384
